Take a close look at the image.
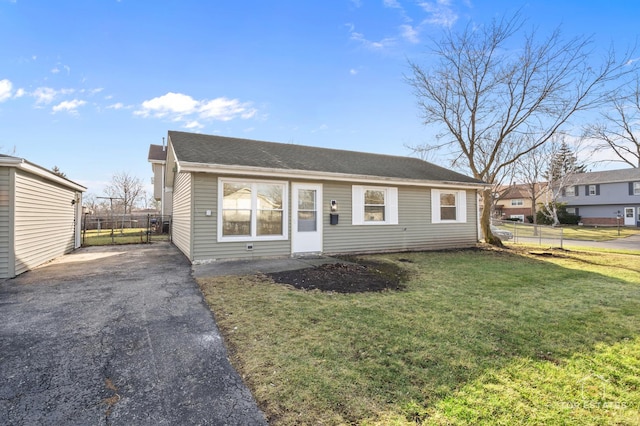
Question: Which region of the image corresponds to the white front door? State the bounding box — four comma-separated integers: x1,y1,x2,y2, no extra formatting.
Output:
624,207,636,226
292,183,323,254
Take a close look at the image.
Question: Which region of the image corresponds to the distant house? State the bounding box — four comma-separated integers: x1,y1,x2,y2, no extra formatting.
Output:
494,183,548,222
557,168,640,226
149,131,487,263
0,155,86,278
148,144,170,216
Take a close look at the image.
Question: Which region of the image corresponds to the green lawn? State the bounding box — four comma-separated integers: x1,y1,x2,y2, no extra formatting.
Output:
198,247,640,425
561,225,640,241
499,222,640,242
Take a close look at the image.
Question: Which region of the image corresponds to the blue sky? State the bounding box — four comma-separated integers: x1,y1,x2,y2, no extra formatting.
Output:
1,0,638,197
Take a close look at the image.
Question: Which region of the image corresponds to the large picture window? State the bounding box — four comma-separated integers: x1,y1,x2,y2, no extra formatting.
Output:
352,186,398,225
431,189,467,223
219,179,287,241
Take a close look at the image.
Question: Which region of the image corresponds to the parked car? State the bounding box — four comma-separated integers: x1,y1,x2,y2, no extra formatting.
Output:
491,225,513,240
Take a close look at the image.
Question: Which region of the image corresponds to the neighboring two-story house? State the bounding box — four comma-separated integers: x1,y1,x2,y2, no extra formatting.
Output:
494,183,549,222
557,168,640,226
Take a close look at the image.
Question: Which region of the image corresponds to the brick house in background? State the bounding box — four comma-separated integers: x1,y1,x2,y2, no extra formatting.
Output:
494,183,548,222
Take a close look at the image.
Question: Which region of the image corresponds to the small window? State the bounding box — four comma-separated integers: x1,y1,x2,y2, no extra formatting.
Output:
364,189,386,222
510,199,524,206
589,185,597,196
431,189,467,223
352,186,398,225
566,207,576,214
635,182,640,195
564,186,575,196
510,214,525,221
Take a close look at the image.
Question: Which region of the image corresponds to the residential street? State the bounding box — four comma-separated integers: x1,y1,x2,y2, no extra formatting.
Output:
513,234,640,250
0,243,266,425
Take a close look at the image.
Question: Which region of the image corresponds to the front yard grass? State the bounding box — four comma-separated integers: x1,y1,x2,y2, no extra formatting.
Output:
560,225,640,241
198,247,640,425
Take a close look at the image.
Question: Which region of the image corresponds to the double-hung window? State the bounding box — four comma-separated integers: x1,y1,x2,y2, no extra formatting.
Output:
219,179,287,241
352,186,398,225
634,182,640,196
431,189,467,223
511,199,524,206
564,186,576,196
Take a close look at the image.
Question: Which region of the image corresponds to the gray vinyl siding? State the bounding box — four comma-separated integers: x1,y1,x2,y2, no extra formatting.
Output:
323,182,478,254
191,173,290,262
13,169,76,276
560,181,640,206
0,168,11,278
172,172,193,260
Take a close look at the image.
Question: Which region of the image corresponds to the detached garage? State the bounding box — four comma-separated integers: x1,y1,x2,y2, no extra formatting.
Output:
0,155,86,278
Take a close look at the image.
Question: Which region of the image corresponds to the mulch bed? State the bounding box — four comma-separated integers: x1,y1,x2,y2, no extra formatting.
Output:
266,260,407,293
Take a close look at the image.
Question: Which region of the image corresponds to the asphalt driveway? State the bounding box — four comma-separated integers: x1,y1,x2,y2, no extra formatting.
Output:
0,243,266,425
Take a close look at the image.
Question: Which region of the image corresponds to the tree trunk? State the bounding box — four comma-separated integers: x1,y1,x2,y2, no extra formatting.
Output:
481,188,504,247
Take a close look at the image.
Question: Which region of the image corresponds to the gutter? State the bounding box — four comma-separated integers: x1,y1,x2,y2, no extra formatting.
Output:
0,156,87,192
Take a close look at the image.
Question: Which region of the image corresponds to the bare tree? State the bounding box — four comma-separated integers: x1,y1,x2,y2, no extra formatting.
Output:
584,74,640,168
513,143,549,226
104,172,144,214
407,11,634,245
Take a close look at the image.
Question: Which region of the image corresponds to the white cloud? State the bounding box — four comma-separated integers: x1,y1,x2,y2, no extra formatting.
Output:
383,0,402,8
135,92,199,118
419,0,458,28
52,99,86,114
349,68,358,75
200,97,256,121
107,102,125,110
135,92,258,125
32,87,74,105
51,67,60,74
349,27,396,50
184,120,204,130
0,79,12,102
400,24,420,43
14,88,25,98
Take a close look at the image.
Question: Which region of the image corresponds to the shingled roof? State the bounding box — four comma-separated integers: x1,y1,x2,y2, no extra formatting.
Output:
168,131,484,185
566,168,640,185
148,144,167,162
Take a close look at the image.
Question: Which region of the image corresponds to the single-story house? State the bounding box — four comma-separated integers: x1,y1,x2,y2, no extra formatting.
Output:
558,168,640,226
0,155,86,278
151,131,487,263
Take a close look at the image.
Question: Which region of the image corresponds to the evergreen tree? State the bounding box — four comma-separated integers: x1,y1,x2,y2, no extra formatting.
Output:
51,166,67,178
545,140,587,181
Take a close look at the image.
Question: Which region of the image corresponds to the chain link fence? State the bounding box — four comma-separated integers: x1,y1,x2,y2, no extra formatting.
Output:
493,220,565,248
82,214,171,246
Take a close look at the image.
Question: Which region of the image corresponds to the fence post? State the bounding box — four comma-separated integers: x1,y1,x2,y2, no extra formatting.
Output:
560,228,563,249
147,214,150,244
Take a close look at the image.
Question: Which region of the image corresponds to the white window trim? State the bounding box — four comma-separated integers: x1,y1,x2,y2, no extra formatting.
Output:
431,189,467,223
589,185,597,195
634,182,640,195
217,178,289,242
352,185,398,225
564,186,576,196
510,199,524,206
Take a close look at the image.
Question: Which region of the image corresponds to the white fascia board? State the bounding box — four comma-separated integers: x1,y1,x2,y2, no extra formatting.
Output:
177,161,488,190
0,157,87,192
